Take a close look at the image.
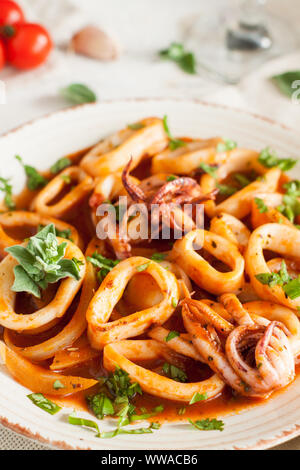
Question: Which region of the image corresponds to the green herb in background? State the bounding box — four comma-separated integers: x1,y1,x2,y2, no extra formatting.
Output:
27,393,61,415
0,177,15,210
159,42,196,75
198,162,218,178
216,139,237,153
163,115,186,151
216,183,238,196
271,70,300,98
60,83,97,105
16,155,48,191
50,157,72,174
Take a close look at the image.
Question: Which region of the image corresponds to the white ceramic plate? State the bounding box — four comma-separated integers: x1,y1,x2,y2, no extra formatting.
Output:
0,99,299,450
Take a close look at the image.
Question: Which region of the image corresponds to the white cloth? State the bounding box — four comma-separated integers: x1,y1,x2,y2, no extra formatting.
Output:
0,0,300,450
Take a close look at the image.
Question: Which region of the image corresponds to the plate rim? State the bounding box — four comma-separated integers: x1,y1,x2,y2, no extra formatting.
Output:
0,97,299,451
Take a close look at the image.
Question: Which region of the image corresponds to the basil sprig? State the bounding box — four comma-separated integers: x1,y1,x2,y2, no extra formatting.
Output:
60,83,97,104
5,224,82,298
28,393,61,415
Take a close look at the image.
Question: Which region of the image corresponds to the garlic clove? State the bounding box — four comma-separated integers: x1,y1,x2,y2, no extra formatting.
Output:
70,25,120,61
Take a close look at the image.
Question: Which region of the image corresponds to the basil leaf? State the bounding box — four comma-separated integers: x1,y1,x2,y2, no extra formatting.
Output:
271,70,300,98
28,393,61,415
68,413,100,434
87,393,114,419
50,157,72,174
60,83,97,104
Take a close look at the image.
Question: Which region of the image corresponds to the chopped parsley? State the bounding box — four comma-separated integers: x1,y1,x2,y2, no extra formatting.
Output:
16,155,48,191
166,175,178,182
216,139,237,153
163,115,187,151
53,380,65,390
254,197,268,213
0,177,15,210
276,180,300,223
136,262,150,272
198,162,218,178
189,418,224,431
189,392,208,405
165,331,180,342
151,253,167,262
87,252,120,282
258,147,297,171
162,363,187,383
50,157,72,174
255,260,300,300
28,393,61,415
127,122,145,130
216,183,238,196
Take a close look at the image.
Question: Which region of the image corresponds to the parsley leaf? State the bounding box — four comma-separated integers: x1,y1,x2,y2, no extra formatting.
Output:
276,180,300,223
165,331,180,342
136,262,150,272
255,261,300,300
216,183,238,196
87,252,120,282
189,392,208,405
0,176,15,210
198,163,218,178
163,115,186,151
87,393,114,419
28,393,61,415
159,42,196,74
189,418,224,431
16,155,48,191
258,147,297,171
254,197,268,213
5,223,82,298
127,122,145,130
151,253,167,262
50,157,72,174
162,363,187,383
216,139,237,153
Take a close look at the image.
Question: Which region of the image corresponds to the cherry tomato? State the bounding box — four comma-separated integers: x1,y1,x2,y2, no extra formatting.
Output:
6,23,53,69
0,1,25,26
0,40,5,70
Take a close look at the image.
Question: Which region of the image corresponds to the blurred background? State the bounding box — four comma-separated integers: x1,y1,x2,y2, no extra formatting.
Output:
0,0,299,134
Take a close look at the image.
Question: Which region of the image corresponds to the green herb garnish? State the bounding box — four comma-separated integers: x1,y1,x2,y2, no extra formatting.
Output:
151,253,167,262
0,177,15,210
163,115,186,151
258,147,297,172
271,71,300,98
189,418,224,431
162,363,187,383
127,122,145,130
165,331,180,342
166,175,178,182
216,139,237,153
50,157,72,174
255,260,300,300
16,155,48,191
5,224,82,298
87,252,120,282
198,163,218,178
216,183,238,196
136,262,150,272
159,42,196,75
189,392,208,405
60,83,97,104
28,393,61,415
254,197,268,213
53,380,64,390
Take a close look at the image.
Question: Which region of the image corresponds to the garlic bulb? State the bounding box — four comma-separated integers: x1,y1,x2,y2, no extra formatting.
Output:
70,25,119,61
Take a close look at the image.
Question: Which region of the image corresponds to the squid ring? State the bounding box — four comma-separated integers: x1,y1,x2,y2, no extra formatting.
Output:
245,223,300,310
0,211,82,258
210,212,250,253
32,166,94,218
171,229,245,295
0,238,86,331
80,117,167,177
148,326,203,362
0,341,97,396
87,256,179,349
103,339,225,402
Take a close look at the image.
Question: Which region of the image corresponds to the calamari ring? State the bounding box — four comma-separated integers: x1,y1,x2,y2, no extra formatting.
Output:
0,211,82,258
250,192,293,229
151,137,223,175
171,229,245,295
86,256,179,349
103,339,225,402
80,117,167,177
201,168,281,219
148,326,203,361
245,223,300,310
50,335,99,371
32,166,94,218
3,260,96,361
244,301,300,357
0,238,86,331
0,341,97,396
210,212,250,253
